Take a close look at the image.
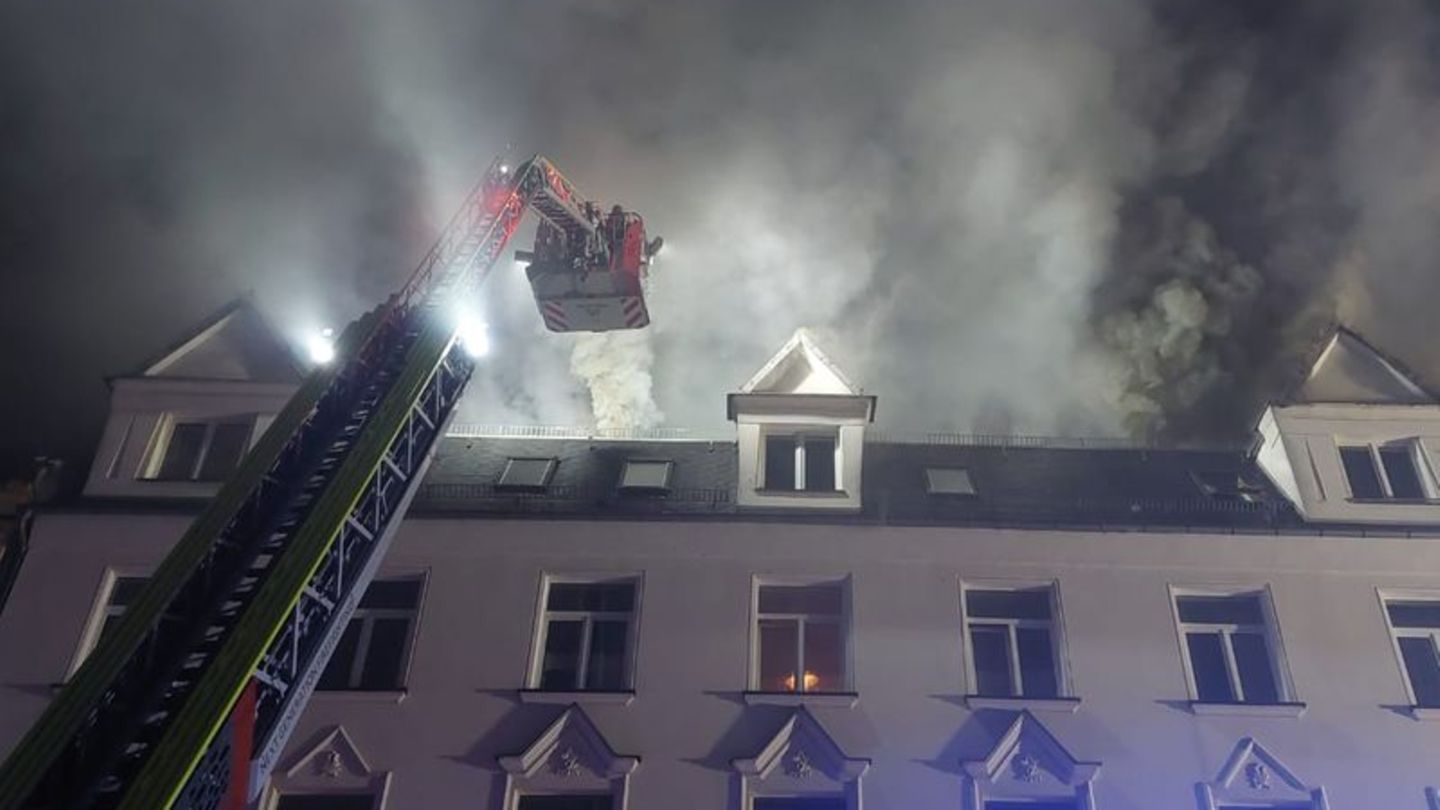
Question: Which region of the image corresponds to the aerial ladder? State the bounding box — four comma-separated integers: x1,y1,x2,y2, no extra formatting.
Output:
0,155,661,809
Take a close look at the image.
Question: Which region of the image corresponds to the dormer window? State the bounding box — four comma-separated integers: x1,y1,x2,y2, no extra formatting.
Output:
763,432,838,493
144,417,253,482
619,459,672,492
1339,442,1434,502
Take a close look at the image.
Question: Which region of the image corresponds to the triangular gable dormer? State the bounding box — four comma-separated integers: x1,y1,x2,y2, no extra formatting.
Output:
1253,325,1440,526
960,712,1100,809
265,725,390,801
1292,327,1434,405
85,298,306,498
732,708,869,808
729,330,876,512
498,706,638,807
136,298,304,383
1198,737,1329,809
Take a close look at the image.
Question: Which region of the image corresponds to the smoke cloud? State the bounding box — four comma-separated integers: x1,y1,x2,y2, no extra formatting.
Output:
3,1,1440,472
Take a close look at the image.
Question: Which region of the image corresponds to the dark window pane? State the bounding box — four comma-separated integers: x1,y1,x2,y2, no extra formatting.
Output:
1381,446,1426,499
1341,446,1384,498
1186,631,1235,702
1399,636,1440,706
109,577,148,607
1176,595,1264,625
758,584,842,615
1016,626,1059,698
765,435,796,490
358,618,409,690
517,797,613,810
970,624,1013,696
758,618,798,691
985,803,1077,810
360,579,422,609
585,620,629,690
1232,631,1279,703
316,620,362,691
754,800,846,810
803,437,836,492
966,588,1051,620
803,621,843,692
547,583,633,612
1388,601,1440,629
540,620,583,690
158,423,206,480
276,796,375,810
197,422,250,481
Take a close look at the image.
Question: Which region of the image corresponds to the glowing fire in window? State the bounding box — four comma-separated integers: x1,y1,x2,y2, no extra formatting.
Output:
782,671,821,691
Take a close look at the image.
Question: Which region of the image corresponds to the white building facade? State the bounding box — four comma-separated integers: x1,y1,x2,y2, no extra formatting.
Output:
3,312,1440,809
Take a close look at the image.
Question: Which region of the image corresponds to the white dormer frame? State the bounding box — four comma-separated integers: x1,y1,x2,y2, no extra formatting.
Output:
729,330,875,513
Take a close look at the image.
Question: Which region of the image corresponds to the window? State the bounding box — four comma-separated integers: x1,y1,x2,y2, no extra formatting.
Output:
1192,470,1267,502
498,457,557,491
754,800,846,810
149,418,252,482
1340,442,1434,501
619,459,671,491
963,586,1063,698
753,582,848,693
986,803,1077,810
926,467,976,496
532,579,638,691
1383,597,1440,707
317,578,422,691
274,794,376,810
74,575,147,669
517,796,612,810
763,433,837,492
1173,591,1288,704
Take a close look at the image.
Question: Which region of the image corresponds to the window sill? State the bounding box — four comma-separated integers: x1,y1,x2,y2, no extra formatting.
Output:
1347,498,1440,505
1406,705,1440,721
1188,700,1306,717
964,695,1081,713
312,689,408,704
743,690,858,708
519,689,636,706
755,489,850,499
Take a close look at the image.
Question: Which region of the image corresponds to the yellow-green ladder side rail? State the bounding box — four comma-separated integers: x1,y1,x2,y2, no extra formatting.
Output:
117,314,458,810
0,308,385,810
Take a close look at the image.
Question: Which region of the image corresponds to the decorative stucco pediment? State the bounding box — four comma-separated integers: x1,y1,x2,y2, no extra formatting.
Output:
281,725,373,782
499,706,639,781
732,707,869,790
962,711,1098,791
1202,737,1328,809
740,329,858,396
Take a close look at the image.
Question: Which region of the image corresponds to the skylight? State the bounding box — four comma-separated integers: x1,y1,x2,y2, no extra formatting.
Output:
620,459,672,491
926,467,976,496
498,458,557,491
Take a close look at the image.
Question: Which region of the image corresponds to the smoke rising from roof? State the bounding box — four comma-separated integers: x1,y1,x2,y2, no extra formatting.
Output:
2,1,1440,471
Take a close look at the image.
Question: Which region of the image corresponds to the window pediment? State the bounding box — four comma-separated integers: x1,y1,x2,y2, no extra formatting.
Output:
1200,737,1328,809
499,706,639,783
733,709,868,807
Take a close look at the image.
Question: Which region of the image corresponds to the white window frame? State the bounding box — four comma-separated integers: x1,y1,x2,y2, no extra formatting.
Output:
749,576,852,693
760,429,840,493
1337,439,1438,501
68,569,149,677
1377,588,1440,708
263,790,384,810
527,574,642,692
498,457,559,490
318,575,425,692
1169,585,1294,704
959,580,1072,699
141,414,255,482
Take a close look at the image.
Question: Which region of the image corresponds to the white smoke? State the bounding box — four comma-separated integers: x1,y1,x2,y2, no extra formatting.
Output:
569,330,664,431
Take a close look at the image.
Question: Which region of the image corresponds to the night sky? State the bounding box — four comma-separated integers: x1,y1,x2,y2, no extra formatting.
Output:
2,1,1439,483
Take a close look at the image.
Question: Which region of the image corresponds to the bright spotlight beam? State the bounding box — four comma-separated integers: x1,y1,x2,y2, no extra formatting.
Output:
455,308,489,358
305,327,336,365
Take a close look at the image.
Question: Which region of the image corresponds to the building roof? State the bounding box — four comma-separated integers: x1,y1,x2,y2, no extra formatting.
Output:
411,434,1291,530
121,297,305,384
1286,324,1436,405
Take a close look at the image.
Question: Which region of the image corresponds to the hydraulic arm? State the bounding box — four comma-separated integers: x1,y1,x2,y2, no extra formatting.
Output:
0,155,657,809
